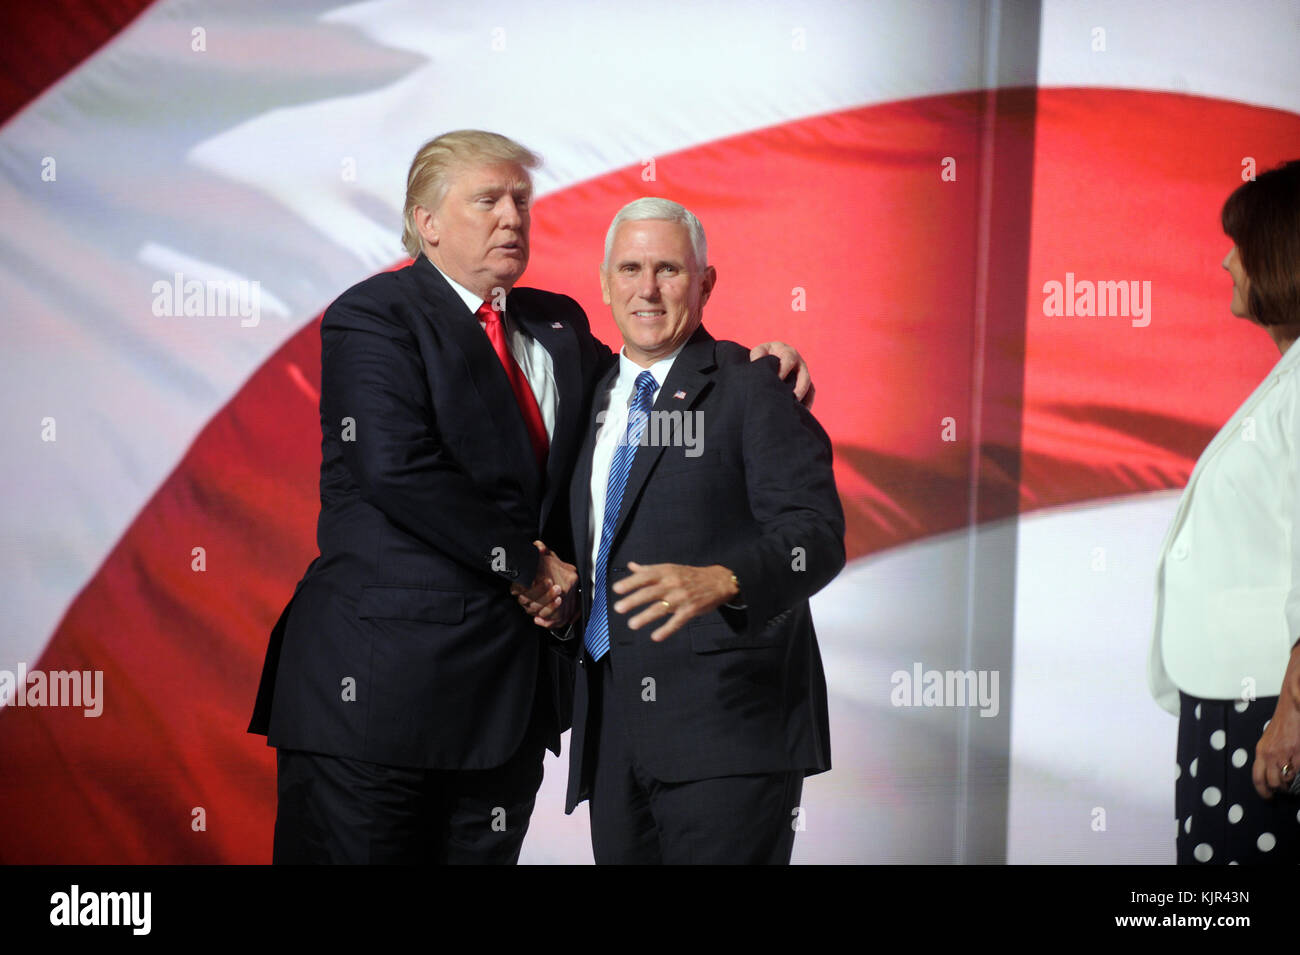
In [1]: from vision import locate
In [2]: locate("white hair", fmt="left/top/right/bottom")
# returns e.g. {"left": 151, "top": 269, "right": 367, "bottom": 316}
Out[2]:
{"left": 602, "top": 197, "right": 708, "bottom": 269}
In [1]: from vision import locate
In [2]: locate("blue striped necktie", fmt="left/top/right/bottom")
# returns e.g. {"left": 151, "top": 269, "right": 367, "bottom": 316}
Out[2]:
{"left": 584, "top": 370, "right": 658, "bottom": 662}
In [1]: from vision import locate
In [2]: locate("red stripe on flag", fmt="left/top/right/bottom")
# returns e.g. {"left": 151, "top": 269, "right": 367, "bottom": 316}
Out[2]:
{"left": 0, "top": 0, "right": 156, "bottom": 124}
{"left": 0, "top": 93, "right": 1297, "bottom": 862}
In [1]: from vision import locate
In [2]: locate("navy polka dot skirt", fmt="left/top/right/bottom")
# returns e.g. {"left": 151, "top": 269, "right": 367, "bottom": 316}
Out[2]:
{"left": 1176, "top": 691, "right": 1300, "bottom": 864}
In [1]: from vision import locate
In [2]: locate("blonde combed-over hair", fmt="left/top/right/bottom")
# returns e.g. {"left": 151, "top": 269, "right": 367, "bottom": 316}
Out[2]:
{"left": 401, "top": 130, "right": 542, "bottom": 258}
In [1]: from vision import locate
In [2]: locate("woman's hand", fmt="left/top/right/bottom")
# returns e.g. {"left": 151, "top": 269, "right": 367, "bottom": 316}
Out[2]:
{"left": 1253, "top": 643, "right": 1300, "bottom": 798}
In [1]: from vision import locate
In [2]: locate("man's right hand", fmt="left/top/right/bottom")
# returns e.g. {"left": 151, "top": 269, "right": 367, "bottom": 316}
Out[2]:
{"left": 511, "top": 540, "right": 578, "bottom": 629}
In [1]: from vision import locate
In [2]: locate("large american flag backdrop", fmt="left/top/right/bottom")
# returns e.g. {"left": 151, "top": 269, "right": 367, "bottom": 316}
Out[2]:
{"left": 1, "top": 0, "right": 1298, "bottom": 863}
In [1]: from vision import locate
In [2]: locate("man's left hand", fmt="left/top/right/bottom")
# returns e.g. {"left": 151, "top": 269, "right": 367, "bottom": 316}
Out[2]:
{"left": 611, "top": 560, "right": 740, "bottom": 642}
{"left": 751, "top": 341, "right": 814, "bottom": 408}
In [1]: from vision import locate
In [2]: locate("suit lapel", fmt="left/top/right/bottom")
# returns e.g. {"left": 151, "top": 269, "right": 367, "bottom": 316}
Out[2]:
{"left": 571, "top": 361, "right": 619, "bottom": 603}
{"left": 407, "top": 256, "right": 541, "bottom": 500}
{"left": 511, "top": 297, "right": 581, "bottom": 530}
{"left": 566, "top": 361, "right": 616, "bottom": 615}
{"left": 605, "top": 328, "right": 716, "bottom": 552}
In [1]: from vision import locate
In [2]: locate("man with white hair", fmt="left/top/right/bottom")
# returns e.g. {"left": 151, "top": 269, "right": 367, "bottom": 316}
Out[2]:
{"left": 249, "top": 132, "right": 812, "bottom": 864}
{"left": 533, "top": 197, "right": 844, "bottom": 864}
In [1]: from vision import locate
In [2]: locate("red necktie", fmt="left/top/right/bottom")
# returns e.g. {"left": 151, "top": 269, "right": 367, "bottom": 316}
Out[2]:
{"left": 476, "top": 302, "right": 549, "bottom": 470}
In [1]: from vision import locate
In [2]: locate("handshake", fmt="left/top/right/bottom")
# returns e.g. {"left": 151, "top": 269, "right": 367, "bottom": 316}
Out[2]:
{"left": 509, "top": 541, "right": 743, "bottom": 643}
{"left": 510, "top": 541, "right": 579, "bottom": 631}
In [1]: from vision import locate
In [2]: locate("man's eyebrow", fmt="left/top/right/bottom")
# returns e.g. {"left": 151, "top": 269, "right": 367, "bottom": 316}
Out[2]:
{"left": 474, "top": 183, "right": 528, "bottom": 193}
{"left": 614, "top": 258, "right": 685, "bottom": 270}
{"left": 471, "top": 184, "right": 530, "bottom": 199}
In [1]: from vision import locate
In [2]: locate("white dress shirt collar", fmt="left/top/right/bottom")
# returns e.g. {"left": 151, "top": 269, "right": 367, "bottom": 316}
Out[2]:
{"left": 425, "top": 256, "right": 489, "bottom": 315}
{"left": 614, "top": 343, "right": 686, "bottom": 394}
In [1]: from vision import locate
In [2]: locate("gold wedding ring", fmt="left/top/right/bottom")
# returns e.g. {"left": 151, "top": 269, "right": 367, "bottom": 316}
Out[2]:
{"left": 659, "top": 599, "right": 672, "bottom": 612}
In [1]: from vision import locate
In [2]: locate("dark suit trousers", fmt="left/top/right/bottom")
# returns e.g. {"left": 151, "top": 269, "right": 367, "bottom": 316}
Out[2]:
{"left": 272, "top": 664, "right": 549, "bottom": 865}
{"left": 586, "top": 656, "right": 803, "bottom": 865}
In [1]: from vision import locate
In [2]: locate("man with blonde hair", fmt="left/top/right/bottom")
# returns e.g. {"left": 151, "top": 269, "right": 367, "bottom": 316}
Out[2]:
{"left": 250, "top": 130, "right": 811, "bottom": 864}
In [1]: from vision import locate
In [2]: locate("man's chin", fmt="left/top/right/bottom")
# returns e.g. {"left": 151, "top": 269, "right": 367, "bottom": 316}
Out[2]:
{"left": 624, "top": 339, "right": 676, "bottom": 364}
{"left": 494, "top": 262, "right": 527, "bottom": 288}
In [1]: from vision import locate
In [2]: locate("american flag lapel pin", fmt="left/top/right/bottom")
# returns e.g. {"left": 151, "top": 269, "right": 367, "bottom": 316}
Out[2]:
{"left": 673, "top": 390, "right": 687, "bottom": 400}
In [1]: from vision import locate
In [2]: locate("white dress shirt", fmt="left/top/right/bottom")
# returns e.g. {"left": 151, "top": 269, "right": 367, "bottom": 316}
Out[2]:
{"left": 587, "top": 347, "right": 682, "bottom": 589}
{"left": 429, "top": 260, "right": 557, "bottom": 442}
{"left": 1149, "top": 337, "right": 1300, "bottom": 714}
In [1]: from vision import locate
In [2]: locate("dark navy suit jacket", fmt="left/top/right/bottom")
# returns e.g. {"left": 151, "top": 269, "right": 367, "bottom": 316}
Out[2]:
{"left": 249, "top": 255, "right": 611, "bottom": 770}
{"left": 564, "top": 326, "right": 845, "bottom": 811}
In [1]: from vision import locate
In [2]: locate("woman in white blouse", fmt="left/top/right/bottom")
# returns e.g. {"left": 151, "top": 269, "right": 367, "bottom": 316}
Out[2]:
{"left": 1149, "top": 159, "right": 1300, "bottom": 864}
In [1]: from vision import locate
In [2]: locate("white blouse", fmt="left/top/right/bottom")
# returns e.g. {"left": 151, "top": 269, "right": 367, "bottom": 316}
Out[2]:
{"left": 1149, "top": 338, "right": 1300, "bottom": 714}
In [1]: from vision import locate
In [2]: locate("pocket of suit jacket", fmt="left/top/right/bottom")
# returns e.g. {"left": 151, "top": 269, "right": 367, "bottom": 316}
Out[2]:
{"left": 687, "top": 617, "right": 781, "bottom": 653}
{"left": 356, "top": 584, "right": 466, "bottom": 624}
